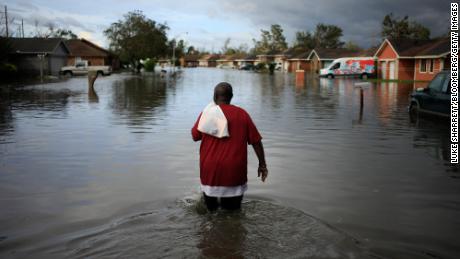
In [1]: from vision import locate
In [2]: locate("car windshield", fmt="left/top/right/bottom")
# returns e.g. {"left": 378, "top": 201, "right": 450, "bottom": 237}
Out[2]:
{"left": 428, "top": 73, "right": 447, "bottom": 93}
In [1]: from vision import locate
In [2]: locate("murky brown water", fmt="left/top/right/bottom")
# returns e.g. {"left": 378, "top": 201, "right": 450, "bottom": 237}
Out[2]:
{"left": 0, "top": 68, "right": 459, "bottom": 258}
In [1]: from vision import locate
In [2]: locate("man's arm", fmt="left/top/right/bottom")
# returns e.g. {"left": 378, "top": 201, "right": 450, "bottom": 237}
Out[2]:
{"left": 191, "top": 113, "right": 202, "bottom": 141}
{"left": 252, "top": 140, "right": 268, "bottom": 182}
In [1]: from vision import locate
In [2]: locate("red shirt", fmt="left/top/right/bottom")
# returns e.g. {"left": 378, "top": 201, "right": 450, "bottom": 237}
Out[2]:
{"left": 191, "top": 104, "right": 262, "bottom": 187}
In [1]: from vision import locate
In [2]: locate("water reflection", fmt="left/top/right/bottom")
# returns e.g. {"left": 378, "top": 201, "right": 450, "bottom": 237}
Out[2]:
{"left": 109, "top": 75, "right": 168, "bottom": 128}
{"left": 0, "top": 70, "right": 459, "bottom": 258}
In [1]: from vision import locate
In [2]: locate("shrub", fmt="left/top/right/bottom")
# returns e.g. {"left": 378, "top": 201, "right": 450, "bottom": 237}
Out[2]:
{"left": 144, "top": 59, "right": 157, "bottom": 72}
{"left": 255, "top": 62, "right": 267, "bottom": 71}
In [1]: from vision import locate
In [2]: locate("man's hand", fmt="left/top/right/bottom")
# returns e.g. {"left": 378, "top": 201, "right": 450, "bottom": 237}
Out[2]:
{"left": 258, "top": 164, "right": 268, "bottom": 182}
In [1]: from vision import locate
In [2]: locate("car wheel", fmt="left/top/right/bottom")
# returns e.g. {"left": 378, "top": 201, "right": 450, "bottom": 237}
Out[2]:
{"left": 97, "top": 71, "right": 104, "bottom": 76}
{"left": 409, "top": 103, "right": 419, "bottom": 122}
{"left": 361, "top": 73, "right": 368, "bottom": 79}
{"left": 327, "top": 74, "right": 334, "bottom": 79}
{"left": 64, "top": 71, "right": 73, "bottom": 77}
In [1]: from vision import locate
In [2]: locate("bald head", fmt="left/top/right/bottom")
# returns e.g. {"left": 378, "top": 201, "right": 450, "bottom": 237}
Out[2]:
{"left": 213, "top": 82, "right": 233, "bottom": 104}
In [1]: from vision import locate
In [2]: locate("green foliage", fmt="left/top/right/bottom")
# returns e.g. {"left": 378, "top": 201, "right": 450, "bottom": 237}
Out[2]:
{"left": 144, "top": 59, "right": 156, "bottom": 72}
{"left": 253, "top": 24, "right": 288, "bottom": 54}
{"left": 382, "top": 13, "right": 431, "bottom": 41}
{"left": 344, "top": 41, "right": 361, "bottom": 51}
{"left": 104, "top": 11, "right": 169, "bottom": 69}
{"left": 294, "top": 23, "right": 344, "bottom": 50}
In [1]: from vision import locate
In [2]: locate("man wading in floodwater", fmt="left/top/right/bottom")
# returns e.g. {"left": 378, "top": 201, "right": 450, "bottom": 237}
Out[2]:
{"left": 191, "top": 82, "right": 268, "bottom": 211}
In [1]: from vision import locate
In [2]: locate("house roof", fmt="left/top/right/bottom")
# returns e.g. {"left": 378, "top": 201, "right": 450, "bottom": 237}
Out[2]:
{"left": 9, "top": 37, "right": 70, "bottom": 54}
{"left": 310, "top": 48, "right": 361, "bottom": 60}
{"left": 375, "top": 37, "right": 450, "bottom": 58}
{"left": 183, "top": 54, "right": 201, "bottom": 62}
{"left": 198, "top": 54, "right": 220, "bottom": 61}
{"left": 285, "top": 48, "right": 312, "bottom": 60}
{"left": 66, "top": 39, "right": 110, "bottom": 57}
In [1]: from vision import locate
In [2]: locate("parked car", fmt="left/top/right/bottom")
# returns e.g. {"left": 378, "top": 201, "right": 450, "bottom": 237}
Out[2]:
{"left": 319, "top": 57, "right": 375, "bottom": 79}
{"left": 60, "top": 60, "right": 111, "bottom": 76}
{"left": 274, "top": 62, "right": 283, "bottom": 71}
{"left": 239, "top": 64, "right": 255, "bottom": 70}
{"left": 217, "top": 64, "right": 234, "bottom": 69}
{"left": 409, "top": 71, "right": 450, "bottom": 118}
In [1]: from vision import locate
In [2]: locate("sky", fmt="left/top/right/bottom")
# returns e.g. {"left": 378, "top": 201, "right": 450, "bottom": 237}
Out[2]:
{"left": 0, "top": 0, "right": 452, "bottom": 51}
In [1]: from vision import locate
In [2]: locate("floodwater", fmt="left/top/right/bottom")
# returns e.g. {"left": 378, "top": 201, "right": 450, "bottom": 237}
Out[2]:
{"left": 0, "top": 68, "right": 459, "bottom": 258}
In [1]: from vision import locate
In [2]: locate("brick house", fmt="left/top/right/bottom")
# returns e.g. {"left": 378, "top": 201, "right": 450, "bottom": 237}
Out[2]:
{"left": 374, "top": 37, "right": 450, "bottom": 81}
{"left": 180, "top": 54, "right": 200, "bottom": 67}
{"left": 198, "top": 54, "right": 220, "bottom": 67}
{"left": 65, "top": 39, "right": 119, "bottom": 70}
{"left": 286, "top": 50, "right": 312, "bottom": 72}
{"left": 413, "top": 38, "right": 450, "bottom": 81}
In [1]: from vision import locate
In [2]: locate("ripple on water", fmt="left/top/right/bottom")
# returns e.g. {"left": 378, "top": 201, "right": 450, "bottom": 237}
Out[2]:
{"left": 12, "top": 199, "right": 376, "bottom": 259}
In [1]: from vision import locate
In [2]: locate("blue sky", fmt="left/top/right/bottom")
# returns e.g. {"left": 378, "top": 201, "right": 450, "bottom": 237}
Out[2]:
{"left": 0, "top": 0, "right": 451, "bottom": 51}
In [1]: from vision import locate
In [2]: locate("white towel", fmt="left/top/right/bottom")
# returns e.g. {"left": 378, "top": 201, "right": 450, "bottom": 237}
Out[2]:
{"left": 197, "top": 102, "right": 229, "bottom": 138}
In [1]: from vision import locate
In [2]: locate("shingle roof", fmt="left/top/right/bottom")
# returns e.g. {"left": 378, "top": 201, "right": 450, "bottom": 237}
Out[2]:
{"left": 198, "top": 54, "right": 220, "bottom": 61}
{"left": 313, "top": 48, "right": 361, "bottom": 60}
{"left": 66, "top": 39, "right": 109, "bottom": 57}
{"left": 183, "top": 54, "right": 201, "bottom": 62}
{"left": 9, "top": 37, "right": 69, "bottom": 54}
{"left": 380, "top": 37, "right": 450, "bottom": 57}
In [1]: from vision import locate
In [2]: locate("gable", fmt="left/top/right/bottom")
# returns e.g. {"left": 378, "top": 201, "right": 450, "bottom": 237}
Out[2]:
{"left": 376, "top": 41, "right": 398, "bottom": 59}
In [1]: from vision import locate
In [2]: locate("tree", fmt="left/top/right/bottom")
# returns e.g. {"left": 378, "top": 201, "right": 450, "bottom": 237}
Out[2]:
{"left": 33, "top": 21, "right": 78, "bottom": 39}
{"left": 382, "top": 13, "right": 430, "bottom": 41}
{"left": 293, "top": 31, "right": 315, "bottom": 49}
{"left": 344, "top": 41, "right": 361, "bottom": 51}
{"left": 314, "top": 23, "right": 344, "bottom": 48}
{"left": 104, "top": 11, "right": 169, "bottom": 72}
{"left": 253, "top": 24, "right": 288, "bottom": 54}
{"left": 294, "top": 23, "right": 344, "bottom": 49}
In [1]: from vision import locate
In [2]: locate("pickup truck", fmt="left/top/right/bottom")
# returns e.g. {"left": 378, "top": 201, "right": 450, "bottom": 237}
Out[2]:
{"left": 60, "top": 61, "right": 111, "bottom": 76}
{"left": 409, "top": 70, "right": 450, "bottom": 118}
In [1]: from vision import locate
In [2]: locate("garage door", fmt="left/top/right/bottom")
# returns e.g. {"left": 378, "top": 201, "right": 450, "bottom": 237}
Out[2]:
{"left": 389, "top": 61, "right": 395, "bottom": 80}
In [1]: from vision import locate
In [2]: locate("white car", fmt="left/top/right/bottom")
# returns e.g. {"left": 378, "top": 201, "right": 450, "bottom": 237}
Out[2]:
{"left": 61, "top": 61, "right": 112, "bottom": 76}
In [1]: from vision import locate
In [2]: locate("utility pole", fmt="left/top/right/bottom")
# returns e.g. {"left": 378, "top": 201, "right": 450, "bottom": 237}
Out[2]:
{"left": 5, "top": 5, "right": 8, "bottom": 37}
{"left": 22, "top": 19, "right": 24, "bottom": 37}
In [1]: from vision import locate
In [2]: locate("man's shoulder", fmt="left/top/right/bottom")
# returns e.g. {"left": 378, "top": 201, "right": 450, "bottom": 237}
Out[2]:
{"left": 225, "top": 104, "right": 249, "bottom": 116}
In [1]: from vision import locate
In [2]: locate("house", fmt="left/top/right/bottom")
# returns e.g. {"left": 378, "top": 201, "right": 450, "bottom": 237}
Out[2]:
{"left": 413, "top": 38, "right": 450, "bottom": 81}
{"left": 65, "top": 38, "right": 119, "bottom": 70}
{"left": 282, "top": 48, "right": 312, "bottom": 72}
{"left": 8, "top": 37, "right": 70, "bottom": 76}
{"left": 234, "top": 54, "right": 257, "bottom": 68}
{"left": 198, "top": 54, "right": 220, "bottom": 67}
{"left": 373, "top": 37, "right": 450, "bottom": 81}
{"left": 216, "top": 55, "right": 236, "bottom": 68}
{"left": 307, "top": 48, "right": 361, "bottom": 73}
{"left": 256, "top": 50, "right": 291, "bottom": 71}
{"left": 180, "top": 54, "right": 200, "bottom": 67}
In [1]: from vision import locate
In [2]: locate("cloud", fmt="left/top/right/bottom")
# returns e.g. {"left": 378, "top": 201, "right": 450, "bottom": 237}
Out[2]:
{"left": 0, "top": 0, "right": 451, "bottom": 49}
{"left": 215, "top": 0, "right": 451, "bottom": 47}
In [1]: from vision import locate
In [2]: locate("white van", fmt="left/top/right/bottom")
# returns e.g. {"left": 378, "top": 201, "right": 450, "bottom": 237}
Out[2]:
{"left": 319, "top": 57, "right": 375, "bottom": 79}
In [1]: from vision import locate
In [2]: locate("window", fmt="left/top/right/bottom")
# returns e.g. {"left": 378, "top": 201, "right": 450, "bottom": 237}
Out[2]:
{"left": 441, "top": 74, "right": 451, "bottom": 93}
{"left": 429, "top": 59, "right": 434, "bottom": 73}
{"left": 420, "top": 59, "right": 427, "bottom": 73}
{"left": 330, "top": 63, "right": 340, "bottom": 70}
{"left": 428, "top": 72, "right": 447, "bottom": 93}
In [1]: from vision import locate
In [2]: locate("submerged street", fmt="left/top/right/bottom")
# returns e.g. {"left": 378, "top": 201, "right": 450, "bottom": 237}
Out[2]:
{"left": 0, "top": 68, "right": 459, "bottom": 258}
